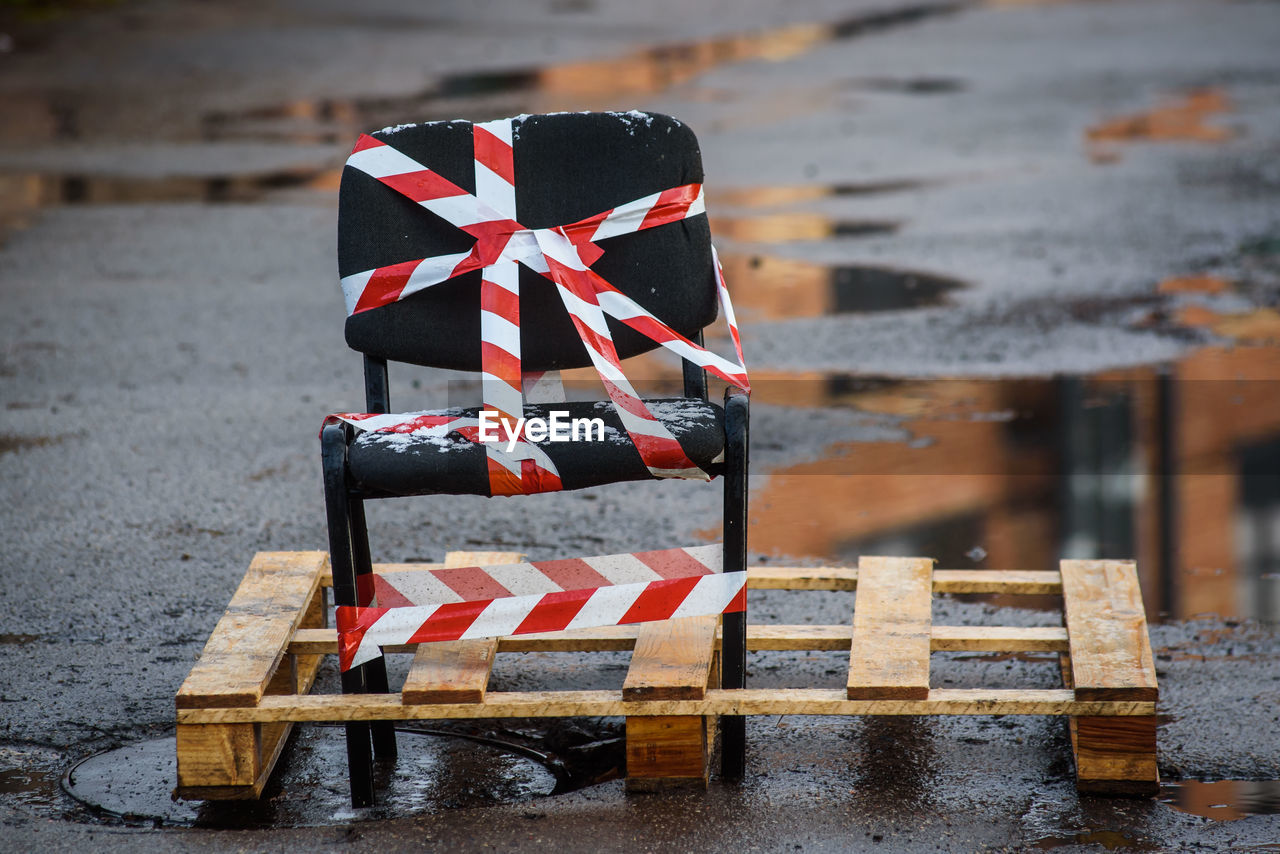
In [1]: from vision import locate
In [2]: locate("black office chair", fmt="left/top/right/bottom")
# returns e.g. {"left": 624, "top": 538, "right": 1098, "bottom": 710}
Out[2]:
{"left": 322, "top": 111, "right": 749, "bottom": 806}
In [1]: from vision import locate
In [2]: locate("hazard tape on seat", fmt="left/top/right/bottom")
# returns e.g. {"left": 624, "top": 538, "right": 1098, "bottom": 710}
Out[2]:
{"left": 329, "top": 115, "right": 749, "bottom": 497}
{"left": 336, "top": 544, "right": 744, "bottom": 670}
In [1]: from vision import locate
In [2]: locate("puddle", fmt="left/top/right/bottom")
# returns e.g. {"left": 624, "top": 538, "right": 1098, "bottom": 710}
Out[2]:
{"left": 1086, "top": 88, "right": 1235, "bottom": 162}
{"left": 0, "top": 1, "right": 960, "bottom": 249}
{"left": 61, "top": 727, "right": 582, "bottom": 827}
{"left": 0, "top": 166, "right": 344, "bottom": 248}
{"left": 0, "top": 632, "right": 40, "bottom": 645}
{"left": 0, "top": 168, "right": 340, "bottom": 243}
{"left": 717, "top": 254, "right": 964, "bottom": 320}
{"left": 197, "top": 4, "right": 965, "bottom": 145}
{"left": 742, "top": 347, "right": 1280, "bottom": 624}
{"left": 1033, "top": 829, "right": 1150, "bottom": 850}
{"left": 709, "top": 178, "right": 935, "bottom": 210}
{"left": 1158, "top": 274, "right": 1233, "bottom": 296}
{"left": 26, "top": 169, "right": 338, "bottom": 205}
{"left": 0, "top": 3, "right": 958, "bottom": 242}
{"left": 0, "top": 433, "right": 68, "bottom": 455}
{"left": 1160, "top": 780, "right": 1280, "bottom": 822}
{"left": 0, "top": 744, "right": 65, "bottom": 815}
{"left": 1171, "top": 304, "right": 1280, "bottom": 346}
{"left": 712, "top": 214, "right": 899, "bottom": 244}
{"left": 842, "top": 76, "right": 967, "bottom": 94}
{"left": 0, "top": 6, "right": 962, "bottom": 244}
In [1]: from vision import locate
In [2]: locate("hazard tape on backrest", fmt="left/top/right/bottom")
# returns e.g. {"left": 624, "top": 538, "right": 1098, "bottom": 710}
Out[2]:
{"left": 334, "top": 115, "right": 749, "bottom": 496}
{"left": 336, "top": 544, "right": 745, "bottom": 670}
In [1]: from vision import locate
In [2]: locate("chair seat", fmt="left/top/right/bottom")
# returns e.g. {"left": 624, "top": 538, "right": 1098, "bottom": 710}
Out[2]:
{"left": 347, "top": 398, "right": 725, "bottom": 497}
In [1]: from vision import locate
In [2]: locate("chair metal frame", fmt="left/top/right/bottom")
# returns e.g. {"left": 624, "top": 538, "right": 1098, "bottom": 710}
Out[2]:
{"left": 321, "top": 333, "right": 749, "bottom": 806}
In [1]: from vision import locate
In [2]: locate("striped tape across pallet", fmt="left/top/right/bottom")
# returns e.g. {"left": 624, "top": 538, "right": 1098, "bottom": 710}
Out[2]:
{"left": 329, "top": 115, "right": 749, "bottom": 497}
{"left": 337, "top": 544, "right": 744, "bottom": 670}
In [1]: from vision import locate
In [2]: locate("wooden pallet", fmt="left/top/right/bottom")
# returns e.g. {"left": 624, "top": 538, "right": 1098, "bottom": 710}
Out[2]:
{"left": 175, "top": 551, "right": 1158, "bottom": 799}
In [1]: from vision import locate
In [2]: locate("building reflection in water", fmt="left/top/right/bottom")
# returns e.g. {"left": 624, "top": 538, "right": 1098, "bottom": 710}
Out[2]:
{"left": 746, "top": 342, "right": 1280, "bottom": 625}
{"left": 0, "top": 5, "right": 961, "bottom": 147}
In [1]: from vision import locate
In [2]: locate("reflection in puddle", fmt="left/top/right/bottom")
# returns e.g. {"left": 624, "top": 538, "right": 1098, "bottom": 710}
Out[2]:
{"left": 843, "top": 76, "right": 966, "bottom": 94}
{"left": 745, "top": 346, "right": 1280, "bottom": 624}
{"left": 713, "top": 213, "right": 898, "bottom": 243}
{"left": 1161, "top": 780, "right": 1280, "bottom": 821}
{"left": 0, "top": 433, "right": 68, "bottom": 455}
{"left": 3, "top": 5, "right": 967, "bottom": 150}
{"left": 709, "top": 178, "right": 934, "bottom": 210}
{"left": 718, "top": 253, "right": 964, "bottom": 320}
{"left": 1158, "top": 274, "right": 1232, "bottom": 296}
{"left": 195, "top": 5, "right": 964, "bottom": 144}
{"left": 1171, "top": 303, "right": 1280, "bottom": 346}
{"left": 0, "top": 745, "right": 64, "bottom": 815}
{"left": 0, "top": 168, "right": 340, "bottom": 244}
{"left": 1033, "top": 829, "right": 1148, "bottom": 851}
{"left": 827, "top": 265, "right": 964, "bottom": 313}
{"left": 0, "top": 2, "right": 960, "bottom": 244}
{"left": 0, "top": 169, "right": 338, "bottom": 208}
{"left": 0, "top": 92, "right": 79, "bottom": 146}
{"left": 62, "top": 728, "right": 571, "bottom": 827}
{"left": 1086, "top": 89, "right": 1234, "bottom": 162}
{"left": 0, "top": 4, "right": 963, "bottom": 248}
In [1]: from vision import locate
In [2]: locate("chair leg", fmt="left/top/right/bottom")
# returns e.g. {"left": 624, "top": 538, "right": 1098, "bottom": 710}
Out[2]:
{"left": 721, "top": 387, "right": 750, "bottom": 779}
{"left": 350, "top": 496, "right": 398, "bottom": 760}
{"left": 322, "top": 424, "right": 375, "bottom": 808}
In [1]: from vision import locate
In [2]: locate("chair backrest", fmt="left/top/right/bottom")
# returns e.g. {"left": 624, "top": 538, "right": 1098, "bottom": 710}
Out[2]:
{"left": 338, "top": 111, "right": 718, "bottom": 372}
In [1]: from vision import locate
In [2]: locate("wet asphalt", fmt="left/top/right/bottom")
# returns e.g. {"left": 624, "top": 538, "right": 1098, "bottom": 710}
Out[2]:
{"left": 1, "top": 0, "right": 1279, "bottom": 850}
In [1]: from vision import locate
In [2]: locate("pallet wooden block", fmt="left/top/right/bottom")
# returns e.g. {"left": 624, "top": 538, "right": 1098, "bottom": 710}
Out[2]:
{"left": 175, "top": 551, "right": 329, "bottom": 799}
{"left": 623, "top": 615, "right": 720, "bottom": 790}
{"left": 175, "top": 552, "right": 1159, "bottom": 800}
{"left": 1060, "top": 559, "right": 1159, "bottom": 795}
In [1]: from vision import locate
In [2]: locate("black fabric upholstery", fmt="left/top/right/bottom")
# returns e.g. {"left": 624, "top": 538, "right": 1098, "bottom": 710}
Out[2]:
{"left": 339, "top": 112, "right": 717, "bottom": 371}
{"left": 346, "top": 398, "right": 724, "bottom": 497}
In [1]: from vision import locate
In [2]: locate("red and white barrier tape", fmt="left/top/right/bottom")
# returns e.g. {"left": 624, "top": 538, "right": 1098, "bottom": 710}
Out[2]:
{"left": 335, "top": 117, "right": 748, "bottom": 496}
{"left": 336, "top": 544, "right": 743, "bottom": 670}
{"left": 472, "top": 119, "right": 526, "bottom": 494}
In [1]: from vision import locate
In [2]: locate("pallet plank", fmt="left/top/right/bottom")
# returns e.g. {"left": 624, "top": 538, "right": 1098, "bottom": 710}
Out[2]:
{"left": 933, "top": 570, "right": 1062, "bottom": 595}
{"left": 848, "top": 556, "right": 933, "bottom": 700}
{"left": 741, "top": 567, "right": 1060, "bottom": 593}
{"left": 402, "top": 642, "right": 497, "bottom": 704}
{"left": 624, "top": 616, "right": 718, "bottom": 701}
{"left": 747, "top": 567, "right": 859, "bottom": 590}
{"left": 290, "top": 624, "right": 1068, "bottom": 655}
{"left": 399, "top": 551, "right": 522, "bottom": 705}
{"left": 1061, "top": 560, "right": 1158, "bottom": 702}
{"left": 178, "top": 688, "right": 1155, "bottom": 724}
{"left": 929, "top": 625, "right": 1068, "bottom": 652}
{"left": 177, "top": 551, "right": 328, "bottom": 710}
